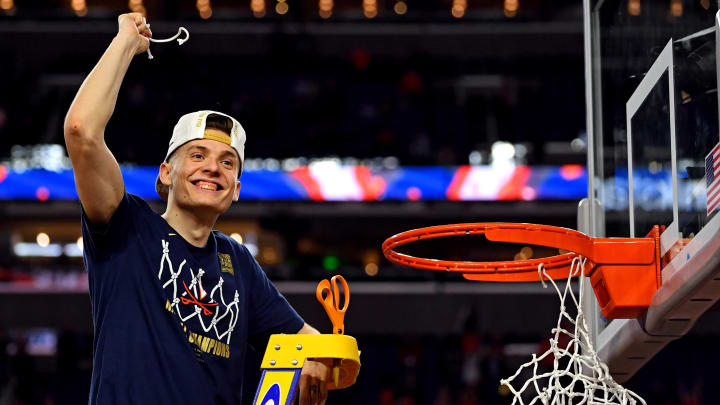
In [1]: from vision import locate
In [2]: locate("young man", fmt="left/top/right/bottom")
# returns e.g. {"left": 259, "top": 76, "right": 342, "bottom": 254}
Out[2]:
{"left": 64, "top": 12, "right": 329, "bottom": 404}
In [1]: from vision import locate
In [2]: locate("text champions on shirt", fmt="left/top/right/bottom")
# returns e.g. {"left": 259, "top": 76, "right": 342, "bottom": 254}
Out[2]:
{"left": 165, "top": 300, "right": 231, "bottom": 359}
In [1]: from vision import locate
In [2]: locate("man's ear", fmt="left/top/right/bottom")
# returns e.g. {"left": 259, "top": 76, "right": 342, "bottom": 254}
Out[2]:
{"left": 233, "top": 180, "right": 241, "bottom": 201}
{"left": 159, "top": 162, "right": 173, "bottom": 187}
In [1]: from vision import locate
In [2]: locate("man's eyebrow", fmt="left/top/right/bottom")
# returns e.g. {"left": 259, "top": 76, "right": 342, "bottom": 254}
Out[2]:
{"left": 219, "top": 150, "right": 239, "bottom": 161}
{"left": 187, "top": 145, "right": 209, "bottom": 153}
{"left": 187, "top": 145, "right": 238, "bottom": 162}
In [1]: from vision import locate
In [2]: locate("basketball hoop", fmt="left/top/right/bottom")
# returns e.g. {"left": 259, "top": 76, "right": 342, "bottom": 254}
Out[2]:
{"left": 501, "top": 256, "right": 647, "bottom": 405}
{"left": 382, "top": 223, "right": 653, "bottom": 404}
{"left": 382, "top": 222, "right": 661, "bottom": 319}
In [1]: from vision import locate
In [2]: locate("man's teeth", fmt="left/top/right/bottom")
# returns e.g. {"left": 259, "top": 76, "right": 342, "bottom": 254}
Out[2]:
{"left": 196, "top": 181, "right": 218, "bottom": 191}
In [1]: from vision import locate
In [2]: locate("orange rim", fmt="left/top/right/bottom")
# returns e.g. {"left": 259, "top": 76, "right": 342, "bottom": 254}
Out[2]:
{"left": 382, "top": 222, "right": 657, "bottom": 282}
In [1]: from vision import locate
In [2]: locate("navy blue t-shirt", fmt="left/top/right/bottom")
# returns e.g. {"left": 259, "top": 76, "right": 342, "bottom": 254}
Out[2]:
{"left": 81, "top": 193, "right": 304, "bottom": 404}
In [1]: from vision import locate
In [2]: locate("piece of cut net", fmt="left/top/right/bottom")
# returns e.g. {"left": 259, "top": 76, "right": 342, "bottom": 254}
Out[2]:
{"left": 146, "top": 27, "right": 189, "bottom": 60}
{"left": 500, "top": 256, "right": 647, "bottom": 405}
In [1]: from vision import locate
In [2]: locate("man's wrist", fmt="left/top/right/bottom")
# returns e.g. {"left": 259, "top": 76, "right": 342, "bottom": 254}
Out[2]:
{"left": 112, "top": 32, "right": 142, "bottom": 57}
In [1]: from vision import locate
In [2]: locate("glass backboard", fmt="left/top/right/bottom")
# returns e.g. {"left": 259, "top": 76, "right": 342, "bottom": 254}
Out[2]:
{"left": 582, "top": 0, "right": 720, "bottom": 382}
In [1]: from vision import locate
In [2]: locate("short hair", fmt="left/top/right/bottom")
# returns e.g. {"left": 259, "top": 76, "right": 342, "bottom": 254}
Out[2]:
{"left": 166, "top": 113, "right": 242, "bottom": 172}
{"left": 205, "top": 113, "right": 234, "bottom": 136}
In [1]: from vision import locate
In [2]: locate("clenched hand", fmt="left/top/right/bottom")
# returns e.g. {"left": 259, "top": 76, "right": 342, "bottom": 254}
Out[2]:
{"left": 117, "top": 12, "right": 152, "bottom": 55}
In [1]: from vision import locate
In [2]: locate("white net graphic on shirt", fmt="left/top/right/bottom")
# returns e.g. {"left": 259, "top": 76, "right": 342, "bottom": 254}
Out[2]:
{"left": 500, "top": 256, "right": 647, "bottom": 405}
{"left": 158, "top": 239, "right": 240, "bottom": 344}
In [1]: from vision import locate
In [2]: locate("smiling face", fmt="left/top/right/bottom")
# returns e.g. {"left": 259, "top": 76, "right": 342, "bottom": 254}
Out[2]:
{"left": 159, "top": 130, "right": 241, "bottom": 216}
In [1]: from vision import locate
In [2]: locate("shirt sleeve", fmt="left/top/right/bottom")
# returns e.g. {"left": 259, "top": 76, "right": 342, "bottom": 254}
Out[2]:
{"left": 241, "top": 244, "right": 304, "bottom": 351}
{"left": 81, "top": 192, "right": 135, "bottom": 261}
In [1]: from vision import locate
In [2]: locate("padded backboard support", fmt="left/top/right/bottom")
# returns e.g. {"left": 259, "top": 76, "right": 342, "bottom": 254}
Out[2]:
{"left": 582, "top": 0, "right": 720, "bottom": 382}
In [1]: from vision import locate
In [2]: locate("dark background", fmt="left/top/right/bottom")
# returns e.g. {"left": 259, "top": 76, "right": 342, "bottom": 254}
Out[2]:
{"left": 1, "top": 0, "right": 719, "bottom": 403}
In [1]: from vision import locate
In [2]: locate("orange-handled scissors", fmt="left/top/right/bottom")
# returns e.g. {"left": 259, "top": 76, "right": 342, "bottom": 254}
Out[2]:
{"left": 315, "top": 275, "right": 349, "bottom": 335}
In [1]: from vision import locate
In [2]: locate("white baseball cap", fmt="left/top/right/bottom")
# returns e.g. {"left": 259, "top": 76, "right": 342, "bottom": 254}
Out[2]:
{"left": 156, "top": 110, "right": 246, "bottom": 200}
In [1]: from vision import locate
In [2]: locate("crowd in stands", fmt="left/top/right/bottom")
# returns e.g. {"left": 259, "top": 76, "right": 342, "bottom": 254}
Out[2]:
{"left": 0, "top": 40, "right": 585, "bottom": 168}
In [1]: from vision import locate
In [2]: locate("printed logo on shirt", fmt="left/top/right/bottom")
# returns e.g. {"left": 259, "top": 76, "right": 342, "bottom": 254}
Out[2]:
{"left": 218, "top": 253, "right": 234, "bottom": 276}
{"left": 188, "top": 328, "right": 231, "bottom": 358}
{"left": 163, "top": 309, "right": 232, "bottom": 359}
{"left": 180, "top": 278, "right": 219, "bottom": 315}
{"left": 158, "top": 239, "right": 240, "bottom": 358}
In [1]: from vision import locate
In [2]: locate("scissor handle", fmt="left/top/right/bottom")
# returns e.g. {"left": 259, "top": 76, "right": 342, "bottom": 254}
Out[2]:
{"left": 316, "top": 275, "right": 350, "bottom": 334}
{"left": 330, "top": 275, "right": 349, "bottom": 312}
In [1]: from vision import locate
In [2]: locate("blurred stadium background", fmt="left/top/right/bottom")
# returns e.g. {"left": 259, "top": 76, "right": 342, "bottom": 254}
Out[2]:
{"left": 2, "top": 0, "right": 720, "bottom": 403}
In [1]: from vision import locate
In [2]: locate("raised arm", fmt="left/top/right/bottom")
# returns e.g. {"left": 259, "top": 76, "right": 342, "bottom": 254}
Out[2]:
{"left": 64, "top": 13, "right": 151, "bottom": 224}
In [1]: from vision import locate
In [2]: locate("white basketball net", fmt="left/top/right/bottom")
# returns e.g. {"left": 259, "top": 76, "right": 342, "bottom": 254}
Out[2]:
{"left": 500, "top": 256, "right": 647, "bottom": 405}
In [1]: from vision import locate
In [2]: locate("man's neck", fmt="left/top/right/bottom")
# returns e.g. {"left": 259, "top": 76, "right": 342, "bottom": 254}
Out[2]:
{"left": 161, "top": 204, "right": 219, "bottom": 248}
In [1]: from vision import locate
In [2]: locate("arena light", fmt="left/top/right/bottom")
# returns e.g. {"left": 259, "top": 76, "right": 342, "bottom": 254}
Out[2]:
{"left": 451, "top": 0, "right": 465, "bottom": 18}
{"left": 9, "top": 144, "right": 71, "bottom": 173}
{"left": 70, "top": 0, "right": 87, "bottom": 17}
{"left": 0, "top": 0, "right": 16, "bottom": 14}
{"left": 261, "top": 247, "right": 279, "bottom": 264}
{"left": 559, "top": 164, "right": 584, "bottom": 181}
{"left": 275, "top": 0, "right": 289, "bottom": 15}
{"left": 647, "top": 160, "right": 662, "bottom": 174}
{"left": 246, "top": 242, "right": 259, "bottom": 257}
{"left": 251, "top": 0, "right": 266, "bottom": 17}
{"left": 406, "top": 186, "right": 421, "bottom": 201}
{"left": 26, "top": 329, "right": 58, "bottom": 356}
{"left": 491, "top": 141, "right": 515, "bottom": 163}
{"left": 14, "top": 242, "right": 63, "bottom": 257}
{"left": 362, "top": 0, "right": 377, "bottom": 19}
{"left": 319, "top": 0, "right": 332, "bottom": 18}
{"left": 570, "top": 137, "right": 586, "bottom": 152}
{"left": 230, "top": 233, "right": 243, "bottom": 244}
{"left": 364, "top": 262, "right": 379, "bottom": 276}
{"left": 36, "top": 186, "right": 50, "bottom": 201}
{"left": 504, "top": 0, "right": 517, "bottom": 17}
{"left": 64, "top": 243, "right": 83, "bottom": 257}
{"left": 513, "top": 246, "right": 534, "bottom": 261}
{"left": 468, "top": 150, "right": 482, "bottom": 165}
{"left": 197, "top": 0, "right": 213, "bottom": 19}
{"left": 514, "top": 143, "right": 528, "bottom": 160}
{"left": 36, "top": 232, "right": 50, "bottom": 247}
{"left": 198, "top": 7, "right": 212, "bottom": 18}
{"left": 521, "top": 186, "right": 537, "bottom": 200}
{"left": 281, "top": 158, "right": 300, "bottom": 171}
{"left": 393, "top": 0, "right": 407, "bottom": 15}
{"left": 322, "top": 255, "right": 340, "bottom": 271}
{"left": 362, "top": 249, "right": 380, "bottom": 276}
{"left": 383, "top": 156, "right": 399, "bottom": 169}
{"left": 670, "top": 0, "right": 682, "bottom": 17}
{"left": 627, "top": 0, "right": 640, "bottom": 16}
{"left": 128, "top": 0, "right": 146, "bottom": 15}
{"left": 308, "top": 158, "right": 340, "bottom": 172}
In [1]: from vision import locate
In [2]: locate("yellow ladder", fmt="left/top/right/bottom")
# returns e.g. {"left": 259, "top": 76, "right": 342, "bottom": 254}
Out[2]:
{"left": 253, "top": 276, "right": 360, "bottom": 404}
